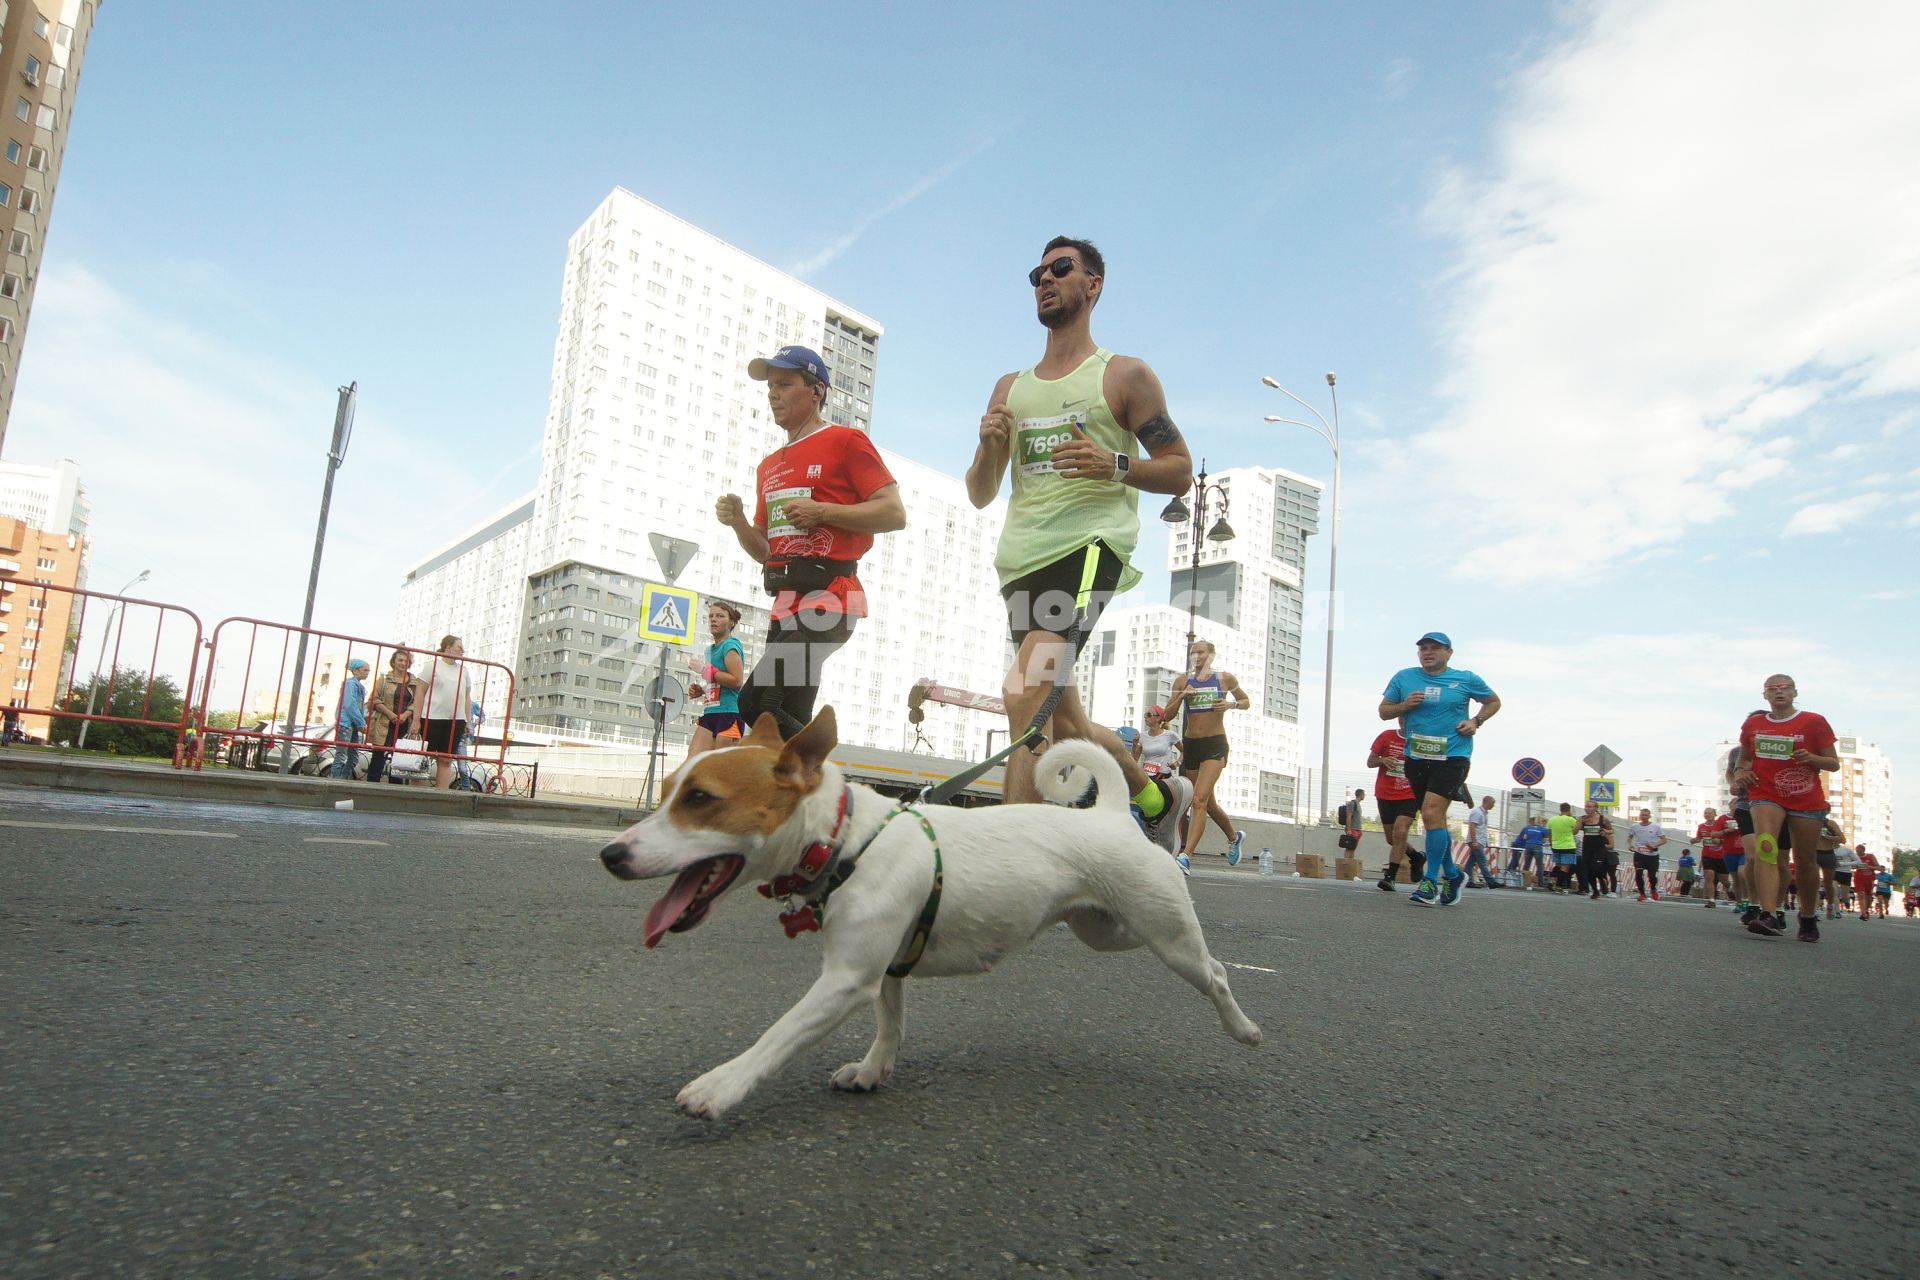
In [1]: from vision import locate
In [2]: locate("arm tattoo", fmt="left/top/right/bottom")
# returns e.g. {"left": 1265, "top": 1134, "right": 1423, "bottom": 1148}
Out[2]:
{"left": 1135, "top": 412, "right": 1182, "bottom": 450}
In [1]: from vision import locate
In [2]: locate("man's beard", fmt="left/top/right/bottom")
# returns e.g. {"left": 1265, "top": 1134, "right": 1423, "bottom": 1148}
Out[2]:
{"left": 1037, "top": 293, "right": 1083, "bottom": 330}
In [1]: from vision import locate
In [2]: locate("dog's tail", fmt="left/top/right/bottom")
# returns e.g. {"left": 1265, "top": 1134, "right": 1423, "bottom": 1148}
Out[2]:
{"left": 1034, "top": 739, "right": 1131, "bottom": 815}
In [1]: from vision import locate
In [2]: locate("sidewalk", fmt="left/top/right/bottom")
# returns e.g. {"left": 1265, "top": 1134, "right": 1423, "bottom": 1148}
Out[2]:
{"left": 0, "top": 750, "right": 642, "bottom": 829}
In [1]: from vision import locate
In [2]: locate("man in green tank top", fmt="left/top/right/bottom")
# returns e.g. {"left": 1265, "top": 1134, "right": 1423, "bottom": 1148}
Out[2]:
{"left": 965, "top": 236, "right": 1196, "bottom": 848}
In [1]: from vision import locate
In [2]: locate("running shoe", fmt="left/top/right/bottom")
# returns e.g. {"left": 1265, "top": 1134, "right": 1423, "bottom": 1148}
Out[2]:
{"left": 1409, "top": 878, "right": 1439, "bottom": 907}
{"left": 1377, "top": 876, "right": 1398, "bottom": 892}
{"left": 1637, "top": 892, "right": 1647, "bottom": 902}
{"left": 1797, "top": 915, "right": 1820, "bottom": 944}
{"left": 1175, "top": 853, "right": 1192, "bottom": 875}
{"left": 1438, "top": 874, "right": 1465, "bottom": 907}
{"left": 1705, "top": 900, "right": 1717, "bottom": 909}
{"left": 1739, "top": 905, "right": 1759, "bottom": 927}
{"left": 1140, "top": 775, "right": 1193, "bottom": 857}
{"left": 1747, "top": 911, "right": 1784, "bottom": 937}
{"left": 1651, "top": 889, "right": 1660, "bottom": 901}
{"left": 1228, "top": 830, "right": 1246, "bottom": 866}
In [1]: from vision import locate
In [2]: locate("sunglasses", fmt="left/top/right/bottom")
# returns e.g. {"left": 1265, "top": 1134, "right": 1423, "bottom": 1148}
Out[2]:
{"left": 1027, "top": 256, "right": 1077, "bottom": 288}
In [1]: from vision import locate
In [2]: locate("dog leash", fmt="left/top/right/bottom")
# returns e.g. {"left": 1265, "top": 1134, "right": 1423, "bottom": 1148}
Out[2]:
{"left": 918, "top": 543, "right": 1103, "bottom": 808}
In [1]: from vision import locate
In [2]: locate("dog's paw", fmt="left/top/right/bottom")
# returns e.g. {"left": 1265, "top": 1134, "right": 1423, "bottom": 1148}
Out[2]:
{"left": 828, "top": 1059, "right": 892, "bottom": 1092}
{"left": 677, "top": 1067, "right": 750, "bottom": 1120}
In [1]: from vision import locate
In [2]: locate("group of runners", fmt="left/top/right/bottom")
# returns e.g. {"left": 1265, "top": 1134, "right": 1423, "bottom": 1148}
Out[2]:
{"left": 686, "top": 236, "right": 1238, "bottom": 854}
{"left": 1359, "top": 661, "right": 1874, "bottom": 943}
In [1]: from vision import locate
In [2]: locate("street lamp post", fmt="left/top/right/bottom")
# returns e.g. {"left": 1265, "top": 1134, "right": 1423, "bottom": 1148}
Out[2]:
{"left": 76, "top": 569, "right": 151, "bottom": 748}
{"left": 1262, "top": 372, "right": 1340, "bottom": 825}
{"left": 1160, "top": 459, "right": 1235, "bottom": 658}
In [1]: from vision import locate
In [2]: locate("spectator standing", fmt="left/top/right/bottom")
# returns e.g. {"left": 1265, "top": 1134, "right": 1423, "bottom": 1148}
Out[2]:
{"left": 1462, "top": 795, "right": 1500, "bottom": 889}
{"left": 720, "top": 346, "right": 906, "bottom": 740}
{"left": 420, "top": 635, "right": 473, "bottom": 790}
{"left": 1676, "top": 847, "right": 1697, "bottom": 897}
{"left": 1627, "top": 807, "right": 1667, "bottom": 901}
{"left": 1369, "top": 728, "right": 1423, "bottom": 892}
{"left": 365, "top": 649, "right": 422, "bottom": 784}
{"left": 330, "top": 658, "right": 370, "bottom": 780}
{"left": 1513, "top": 815, "right": 1550, "bottom": 889}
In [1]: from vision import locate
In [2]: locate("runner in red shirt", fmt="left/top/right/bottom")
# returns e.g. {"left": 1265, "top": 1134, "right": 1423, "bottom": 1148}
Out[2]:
{"left": 1734, "top": 674, "right": 1840, "bottom": 942}
{"left": 717, "top": 346, "right": 905, "bottom": 738}
{"left": 1695, "top": 807, "right": 1737, "bottom": 907}
{"left": 1369, "top": 728, "right": 1423, "bottom": 891}
{"left": 1851, "top": 861, "right": 1876, "bottom": 922}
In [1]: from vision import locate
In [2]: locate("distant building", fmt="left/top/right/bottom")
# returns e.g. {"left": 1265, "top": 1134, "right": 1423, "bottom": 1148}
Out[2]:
{"left": 0, "top": 456, "right": 88, "bottom": 538}
{"left": 1616, "top": 780, "right": 1720, "bottom": 837}
{"left": 0, "top": 2, "right": 103, "bottom": 453}
{"left": 1, "top": 514, "right": 84, "bottom": 731}
{"left": 398, "top": 188, "right": 1008, "bottom": 754}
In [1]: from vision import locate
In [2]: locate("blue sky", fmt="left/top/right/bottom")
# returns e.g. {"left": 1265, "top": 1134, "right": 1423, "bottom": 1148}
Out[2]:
{"left": 9, "top": 1, "right": 1917, "bottom": 839}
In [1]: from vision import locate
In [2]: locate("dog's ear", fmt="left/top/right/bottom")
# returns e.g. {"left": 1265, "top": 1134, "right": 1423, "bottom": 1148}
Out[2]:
{"left": 774, "top": 706, "right": 837, "bottom": 788}
{"left": 744, "top": 713, "right": 785, "bottom": 748}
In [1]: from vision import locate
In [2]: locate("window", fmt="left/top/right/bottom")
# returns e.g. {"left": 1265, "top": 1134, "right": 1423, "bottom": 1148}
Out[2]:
{"left": 0, "top": 275, "right": 20, "bottom": 299}
{"left": 33, "top": 15, "right": 48, "bottom": 37}
{"left": 24, "top": 146, "right": 41, "bottom": 170}
{"left": 35, "top": 105, "right": 54, "bottom": 131}
{"left": 8, "top": 231, "right": 27, "bottom": 257}
{"left": 23, "top": 57, "right": 40, "bottom": 85}
{"left": 4, "top": 141, "right": 18, "bottom": 164}
{"left": 45, "top": 65, "right": 64, "bottom": 90}
{"left": 13, "top": 99, "right": 26, "bottom": 123}
{"left": 1, "top": 318, "right": 13, "bottom": 344}
{"left": 19, "top": 189, "right": 36, "bottom": 212}
{"left": 56, "top": 24, "right": 73, "bottom": 48}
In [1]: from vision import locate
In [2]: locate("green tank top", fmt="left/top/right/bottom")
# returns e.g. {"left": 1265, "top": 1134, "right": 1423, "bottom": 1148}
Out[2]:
{"left": 993, "top": 348, "right": 1142, "bottom": 591}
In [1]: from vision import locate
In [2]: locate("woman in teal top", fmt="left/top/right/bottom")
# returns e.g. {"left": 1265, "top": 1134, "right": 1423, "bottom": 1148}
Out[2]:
{"left": 686, "top": 602, "right": 747, "bottom": 759}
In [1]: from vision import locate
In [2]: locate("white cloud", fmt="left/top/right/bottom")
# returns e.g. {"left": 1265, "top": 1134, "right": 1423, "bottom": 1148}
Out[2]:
{"left": 1860, "top": 588, "right": 1912, "bottom": 601}
{"left": 787, "top": 136, "right": 997, "bottom": 278}
{"left": 1785, "top": 493, "right": 1887, "bottom": 535}
{"left": 1414, "top": 0, "right": 1920, "bottom": 583}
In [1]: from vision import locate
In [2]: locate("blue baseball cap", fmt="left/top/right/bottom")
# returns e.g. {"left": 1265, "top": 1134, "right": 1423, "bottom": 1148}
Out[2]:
{"left": 1417, "top": 631, "right": 1452, "bottom": 647}
{"left": 747, "top": 345, "right": 831, "bottom": 389}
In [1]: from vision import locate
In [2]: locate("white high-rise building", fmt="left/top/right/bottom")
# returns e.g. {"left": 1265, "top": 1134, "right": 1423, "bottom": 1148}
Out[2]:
{"left": 1074, "top": 464, "right": 1320, "bottom": 821}
{"left": 1617, "top": 780, "right": 1720, "bottom": 836}
{"left": 0, "top": 456, "right": 87, "bottom": 537}
{"left": 397, "top": 188, "right": 1009, "bottom": 752}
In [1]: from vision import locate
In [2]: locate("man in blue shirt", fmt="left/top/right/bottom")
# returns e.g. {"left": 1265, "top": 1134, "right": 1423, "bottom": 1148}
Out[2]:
{"left": 1512, "top": 815, "right": 1550, "bottom": 888}
{"left": 1378, "top": 632, "right": 1501, "bottom": 908}
{"left": 332, "top": 658, "right": 370, "bottom": 780}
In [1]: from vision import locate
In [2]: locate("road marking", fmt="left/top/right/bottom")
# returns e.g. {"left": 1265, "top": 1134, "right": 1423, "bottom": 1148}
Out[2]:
{"left": 1223, "top": 961, "right": 1279, "bottom": 974}
{"left": 302, "top": 837, "right": 389, "bottom": 846}
{"left": 0, "top": 820, "right": 237, "bottom": 839}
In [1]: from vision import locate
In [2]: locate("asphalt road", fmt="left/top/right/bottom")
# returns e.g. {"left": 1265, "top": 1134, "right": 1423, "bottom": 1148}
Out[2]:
{"left": 3, "top": 785, "right": 1916, "bottom": 1279}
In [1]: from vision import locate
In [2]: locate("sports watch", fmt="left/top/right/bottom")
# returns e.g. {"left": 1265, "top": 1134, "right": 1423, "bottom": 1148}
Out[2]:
{"left": 1112, "top": 451, "right": 1131, "bottom": 481}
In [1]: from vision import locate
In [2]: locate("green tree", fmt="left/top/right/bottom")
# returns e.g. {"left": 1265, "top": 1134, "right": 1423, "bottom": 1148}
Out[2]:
{"left": 1893, "top": 848, "right": 1918, "bottom": 888}
{"left": 51, "top": 667, "right": 188, "bottom": 758}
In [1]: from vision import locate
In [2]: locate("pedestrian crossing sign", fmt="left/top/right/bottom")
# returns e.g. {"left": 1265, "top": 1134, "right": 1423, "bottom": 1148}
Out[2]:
{"left": 1585, "top": 777, "right": 1620, "bottom": 808}
{"left": 638, "top": 582, "right": 698, "bottom": 645}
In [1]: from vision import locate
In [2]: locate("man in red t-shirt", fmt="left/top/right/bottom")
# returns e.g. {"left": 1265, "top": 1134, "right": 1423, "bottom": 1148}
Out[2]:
{"left": 1695, "top": 807, "right": 1738, "bottom": 907}
{"left": 717, "top": 345, "right": 905, "bottom": 738}
{"left": 1369, "top": 728, "right": 1423, "bottom": 890}
{"left": 1851, "top": 858, "right": 1877, "bottom": 922}
{"left": 1733, "top": 673, "right": 1840, "bottom": 941}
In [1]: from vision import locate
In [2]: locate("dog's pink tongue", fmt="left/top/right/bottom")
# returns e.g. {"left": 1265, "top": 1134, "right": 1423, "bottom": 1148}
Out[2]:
{"left": 643, "top": 863, "right": 712, "bottom": 949}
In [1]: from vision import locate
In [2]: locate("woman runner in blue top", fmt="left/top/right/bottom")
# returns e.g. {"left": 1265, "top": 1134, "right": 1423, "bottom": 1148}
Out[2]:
{"left": 684, "top": 601, "right": 747, "bottom": 761}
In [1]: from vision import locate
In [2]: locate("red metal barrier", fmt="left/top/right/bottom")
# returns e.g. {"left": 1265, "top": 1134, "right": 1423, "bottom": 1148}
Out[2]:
{"left": 197, "top": 618, "right": 516, "bottom": 787}
{"left": 1, "top": 580, "right": 205, "bottom": 757}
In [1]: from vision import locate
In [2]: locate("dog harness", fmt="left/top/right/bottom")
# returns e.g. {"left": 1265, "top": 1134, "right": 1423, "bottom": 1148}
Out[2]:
{"left": 757, "top": 791, "right": 945, "bottom": 978}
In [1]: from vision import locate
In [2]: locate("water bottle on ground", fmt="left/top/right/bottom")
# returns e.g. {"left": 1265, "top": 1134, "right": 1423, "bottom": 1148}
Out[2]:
{"left": 1258, "top": 848, "right": 1274, "bottom": 876}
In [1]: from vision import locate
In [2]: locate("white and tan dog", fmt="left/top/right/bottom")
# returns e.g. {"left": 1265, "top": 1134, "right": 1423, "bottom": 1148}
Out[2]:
{"left": 599, "top": 707, "right": 1262, "bottom": 1120}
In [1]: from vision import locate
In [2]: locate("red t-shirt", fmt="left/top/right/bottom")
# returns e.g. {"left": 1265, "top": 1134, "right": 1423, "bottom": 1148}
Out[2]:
{"left": 1738, "top": 709, "right": 1836, "bottom": 811}
{"left": 1696, "top": 813, "right": 1740, "bottom": 857}
{"left": 1370, "top": 729, "right": 1414, "bottom": 802}
{"left": 752, "top": 425, "right": 896, "bottom": 622}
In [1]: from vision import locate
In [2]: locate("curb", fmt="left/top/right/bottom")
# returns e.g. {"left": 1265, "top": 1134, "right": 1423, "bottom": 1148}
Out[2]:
{"left": 0, "top": 753, "right": 643, "bottom": 829}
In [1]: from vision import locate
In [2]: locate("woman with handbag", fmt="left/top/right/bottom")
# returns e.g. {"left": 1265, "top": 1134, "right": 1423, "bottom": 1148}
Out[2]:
{"left": 365, "top": 649, "right": 422, "bottom": 784}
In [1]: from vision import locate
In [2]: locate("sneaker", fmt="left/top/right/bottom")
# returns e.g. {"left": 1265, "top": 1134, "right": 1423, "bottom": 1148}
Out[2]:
{"left": 1637, "top": 892, "right": 1647, "bottom": 902}
{"left": 1747, "top": 911, "right": 1784, "bottom": 937}
{"left": 1438, "top": 874, "right": 1465, "bottom": 907}
{"left": 1175, "top": 853, "right": 1191, "bottom": 875}
{"left": 1590, "top": 890, "right": 1601, "bottom": 900}
{"left": 1378, "top": 875, "right": 1398, "bottom": 892}
{"left": 1143, "top": 776, "right": 1193, "bottom": 856}
{"left": 1705, "top": 900, "right": 1717, "bottom": 908}
{"left": 1409, "top": 878, "right": 1439, "bottom": 907}
{"left": 1739, "top": 905, "right": 1760, "bottom": 927}
{"left": 1651, "top": 889, "right": 1660, "bottom": 901}
{"left": 1227, "top": 829, "right": 1246, "bottom": 866}
{"left": 1797, "top": 915, "right": 1820, "bottom": 944}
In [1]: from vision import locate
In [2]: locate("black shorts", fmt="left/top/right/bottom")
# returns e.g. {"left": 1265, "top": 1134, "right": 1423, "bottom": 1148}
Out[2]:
{"left": 1733, "top": 805, "right": 1754, "bottom": 835}
{"left": 1703, "top": 856, "right": 1729, "bottom": 875}
{"left": 1402, "top": 757, "right": 1469, "bottom": 806}
{"left": 424, "top": 718, "right": 466, "bottom": 755}
{"left": 1376, "top": 796, "right": 1419, "bottom": 825}
{"left": 1182, "top": 733, "right": 1230, "bottom": 767}
{"left": 1816, "top": 849, "right": 1837, "bottom": 871}
{"left": 697, "top": 711, "right": 744, "bottom": 738}
{"left": 1632, "top": 852, "right": 1660, "bottom": 872}
{"left": 1001, "top": 542, "right": 1125, "bottom": 644}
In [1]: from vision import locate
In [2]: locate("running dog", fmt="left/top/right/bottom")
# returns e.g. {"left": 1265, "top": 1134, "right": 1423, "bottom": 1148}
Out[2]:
{"left": 599, "top": 707, "right": 1262, "bottom": 1120}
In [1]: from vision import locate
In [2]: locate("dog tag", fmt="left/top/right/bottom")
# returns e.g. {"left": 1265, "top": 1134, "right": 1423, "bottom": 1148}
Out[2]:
{"left": 778, "top": 905, "right": 821, "bottom": 937}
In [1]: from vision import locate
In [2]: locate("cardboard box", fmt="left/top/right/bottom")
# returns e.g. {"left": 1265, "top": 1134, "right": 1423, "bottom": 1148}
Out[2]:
{"left": 1333, "top": 856, "right": 1363, "bottom": 881}
{"left": 1295, "top": 854, "right": 1325, "bottom": 878}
